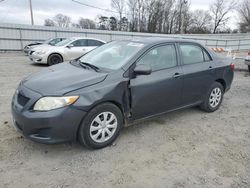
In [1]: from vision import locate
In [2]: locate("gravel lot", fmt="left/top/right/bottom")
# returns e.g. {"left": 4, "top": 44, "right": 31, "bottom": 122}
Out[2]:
{"left": 0, "top": 53, "right": 250, "bottom": 188}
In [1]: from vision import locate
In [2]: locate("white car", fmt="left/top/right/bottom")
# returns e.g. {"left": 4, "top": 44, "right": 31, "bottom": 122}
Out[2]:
{"left": 29, "top": 37, "right": 106, "bottom": 65}
{"left": 24, "top": 38, "right": 66, "bottom": 55}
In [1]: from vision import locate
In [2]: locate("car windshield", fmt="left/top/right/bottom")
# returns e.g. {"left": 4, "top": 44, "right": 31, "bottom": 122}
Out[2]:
{"left": 48, "top": 38, "right": 62, "bottom": 46}
{"left": 55, "top": 39, "right": 73, "bottom": 47}
{"left": 79, "top": 41, "right": 145, "bottom": 71}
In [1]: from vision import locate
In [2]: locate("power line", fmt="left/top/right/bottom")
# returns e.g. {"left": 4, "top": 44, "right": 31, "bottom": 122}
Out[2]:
{"left": 72, "top": 0, "right": 119, "bottom": 14}
{"left": 72, "top": 0, "right": 134, "bottom": 18}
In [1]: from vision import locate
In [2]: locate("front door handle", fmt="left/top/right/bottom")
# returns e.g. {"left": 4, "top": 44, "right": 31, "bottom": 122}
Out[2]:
{"left": 209, "top": 66, "right": 213, "bottom": 69}
{"left": 173, "top": 73, "right": 182, "bottom": 78}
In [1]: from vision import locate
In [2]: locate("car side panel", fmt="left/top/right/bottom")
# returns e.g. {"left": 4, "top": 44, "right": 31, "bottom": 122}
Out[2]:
{"left": 129, "top": 67, "right": 183, "bottom": 120}
{"left": 181, "top": 61, "right": 216, "bottom": 105}
{"left": 212, "top": 59, "right": 234, "bottom": 92}
{"left": 68, "top": 76, "right": 131, "bottom": 120}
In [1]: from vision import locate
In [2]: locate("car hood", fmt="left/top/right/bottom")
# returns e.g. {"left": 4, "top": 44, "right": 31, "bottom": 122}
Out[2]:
{"left": 31, "top": 44, "right": 50, "bottom": 51}
{"left": 31, "top": 45, "right": 59, "bottom": 52}
{"left": 22, "top": 63, "right": 108, "bottom": 95}
{"left": 26, "top": 42, "right": 43, "bottom": 47}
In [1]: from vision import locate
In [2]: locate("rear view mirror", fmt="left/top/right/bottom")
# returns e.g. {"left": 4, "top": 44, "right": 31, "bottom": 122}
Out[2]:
{"left": 134, "top": 64, "right": 152, "bottom": 75}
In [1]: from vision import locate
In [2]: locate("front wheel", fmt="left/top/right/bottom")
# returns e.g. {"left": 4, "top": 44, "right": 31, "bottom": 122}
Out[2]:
{"left": 47, "top": 54, "right": 63, "bottom": 66}
{"left": 248, "top": 65, "right": 250, "bottom": 72}
{"left": 78, "top": 103, "right": 123, "bottom": 149}
{"left": 200, "top": 82, "right": 224, "bottom": 112}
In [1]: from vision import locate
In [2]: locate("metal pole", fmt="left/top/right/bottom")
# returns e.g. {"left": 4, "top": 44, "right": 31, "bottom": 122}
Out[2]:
{"left": 180, "top": 0, "right": 187, "bottom": 34}
{"left": 29, "top": 0, "right": 34, "bottom": 25}
{"left": 19, "top": 28, "right": 23, "bottom": 50}
{"left": 180, "top": 0, "right": 184, "bottom": 34}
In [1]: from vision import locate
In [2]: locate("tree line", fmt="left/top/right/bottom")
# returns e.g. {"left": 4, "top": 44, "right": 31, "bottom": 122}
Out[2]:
{"left": 44, "top": 0, "right": 250, "bottom": 34}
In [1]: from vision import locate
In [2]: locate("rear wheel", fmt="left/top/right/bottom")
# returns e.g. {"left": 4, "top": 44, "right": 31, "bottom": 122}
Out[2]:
{"left": 248, "top": 65, "right": 250, "bottom": 72}
{"left": 48, "top": 54, "right": 63, "bottom": 66}
{"left": 200, "top": 82, "right": 224, "bottom": 112}
{"left": 78, "top": 103, "right": 123, "bottom": 149}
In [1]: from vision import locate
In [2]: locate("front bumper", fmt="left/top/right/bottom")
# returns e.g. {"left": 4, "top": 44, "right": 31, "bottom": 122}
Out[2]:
{"left": 11, "top": 85, "right": 86, "bottom": 144}
{"left": 29, "top": 53, "right": 48, "bottom": 64}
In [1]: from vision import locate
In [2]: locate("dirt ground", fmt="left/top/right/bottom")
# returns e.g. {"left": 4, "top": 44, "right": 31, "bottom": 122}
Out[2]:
{"left": 0, "top": 53, "right": 250, "bottom": 188}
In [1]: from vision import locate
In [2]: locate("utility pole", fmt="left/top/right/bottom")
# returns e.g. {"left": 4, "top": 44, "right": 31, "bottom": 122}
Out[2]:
{"left": 180, "top": 0, "right": 188, "bottom": 34}
{"left": 29, "top": 0, "right": 34, "bottom": 25}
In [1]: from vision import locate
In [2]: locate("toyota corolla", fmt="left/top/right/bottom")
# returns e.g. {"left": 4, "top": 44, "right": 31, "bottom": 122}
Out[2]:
{"left": 11, "top": 38, "right": 234, "bottom": 149}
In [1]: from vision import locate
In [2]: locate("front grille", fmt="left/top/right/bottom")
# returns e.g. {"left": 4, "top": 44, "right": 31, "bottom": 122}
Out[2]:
{"left": 17, "top": 93, "right": 30, "bottom": 107}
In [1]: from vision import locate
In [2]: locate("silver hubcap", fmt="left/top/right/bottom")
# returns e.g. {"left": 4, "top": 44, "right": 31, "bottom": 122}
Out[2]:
{"left": 209, "top": 87, "right": 222, "bottom": 108}
{"left": 89, "top": 112, "right": 118, "bottom": 143}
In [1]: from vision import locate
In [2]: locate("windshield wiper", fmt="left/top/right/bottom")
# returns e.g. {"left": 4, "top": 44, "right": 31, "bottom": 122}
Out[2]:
{"left": 79, "top": 61, "right": 100, "bottom": 72}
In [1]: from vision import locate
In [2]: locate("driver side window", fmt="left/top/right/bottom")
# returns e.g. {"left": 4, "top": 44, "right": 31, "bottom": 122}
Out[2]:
{"left": 137, "top": 44, "right": 177, "bottom": 72}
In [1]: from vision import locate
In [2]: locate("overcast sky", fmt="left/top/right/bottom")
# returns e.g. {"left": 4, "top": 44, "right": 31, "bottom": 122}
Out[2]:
{"left": 0, "top": 0, "right": 238, "bottom": 28}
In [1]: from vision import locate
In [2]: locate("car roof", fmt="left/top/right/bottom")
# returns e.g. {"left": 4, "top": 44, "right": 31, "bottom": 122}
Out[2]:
{"left": 69, "top": 37, "right": 106, "bottom": 42}
{"left": 124, "top": 37, "right": 200, "bottom": 45}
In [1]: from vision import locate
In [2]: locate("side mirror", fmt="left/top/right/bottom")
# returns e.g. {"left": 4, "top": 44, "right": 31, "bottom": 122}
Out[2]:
{"left": 134, "top": 64, "right": 152, "bottom": 76}
{"left": 66, "top": 44, "right": 74, "bottom": 48}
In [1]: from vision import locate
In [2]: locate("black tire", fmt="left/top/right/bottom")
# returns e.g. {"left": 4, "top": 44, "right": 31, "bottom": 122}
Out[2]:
{"left": 200, "top": 82, "right": 224, "bottom": 113}
{"left": 78, "top": 103, "right": 123, "bottom": 149}
{"left": 47, "top": 54, "right": 63, "bottom": 66}
{"left": 248, "top": 65, "right": 250, "bottom": 72}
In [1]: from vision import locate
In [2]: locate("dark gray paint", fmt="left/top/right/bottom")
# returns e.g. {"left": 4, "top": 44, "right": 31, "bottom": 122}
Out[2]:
{"left": 12, "top": 38, "right": 234, "bottom": 144}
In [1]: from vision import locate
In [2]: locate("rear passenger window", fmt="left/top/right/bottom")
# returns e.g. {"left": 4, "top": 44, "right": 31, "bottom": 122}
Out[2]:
{"left": 87, "top": 40, "right": 104, "bottom": 46}
{"left": 180, "top": 44, "right": 205, "bottom": 64}
{"left": 72, "top": 39, "right": 87, "bottom": 47}
{"left": 137, "top": 44, "right": 177, "bottom": 71}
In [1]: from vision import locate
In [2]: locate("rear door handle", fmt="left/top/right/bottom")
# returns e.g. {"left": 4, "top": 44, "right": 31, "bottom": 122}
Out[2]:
{"left": 173, "top": 73, "right": 182, "bottom": 78}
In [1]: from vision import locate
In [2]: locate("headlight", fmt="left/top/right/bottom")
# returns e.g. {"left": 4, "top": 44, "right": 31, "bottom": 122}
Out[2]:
{"left": 33, "top": 96, "right": 79, "bottom": 111}
{"left": 36, "top": 50, "right": 48, "bottom": 55}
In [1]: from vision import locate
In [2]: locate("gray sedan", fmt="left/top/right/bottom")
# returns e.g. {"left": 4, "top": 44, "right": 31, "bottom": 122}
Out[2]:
{"left": 12, "top": 38, "right": 234, "bottom": 149}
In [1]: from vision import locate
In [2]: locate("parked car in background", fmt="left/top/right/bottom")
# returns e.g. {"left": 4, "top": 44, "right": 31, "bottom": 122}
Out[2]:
{"left": 28, "top": 37, "right": 106, "bottom": 66}
{"left": 244, "top": 51, "right": 250, "bottom": 72}
{"left": 23, "top": 38, "right": 66, "bottom": 55}
{"left": 12, "top": 38, "right": 234, "bottom": 149}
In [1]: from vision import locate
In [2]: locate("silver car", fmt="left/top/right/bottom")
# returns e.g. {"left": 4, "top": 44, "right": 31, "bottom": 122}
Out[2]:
{"left": 24, "top": 38, "right": 66, "bottom": 55}
{"left": 29, "top": 37, "right": 106, "bottom": 66}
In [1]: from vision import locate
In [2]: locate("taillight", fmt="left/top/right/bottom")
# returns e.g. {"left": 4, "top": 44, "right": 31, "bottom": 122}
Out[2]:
{"left": 248, "top": 51, "right": 250, "bottom": 56}
{"left": 230, "top": 63, "right": 235, "bottom": 71}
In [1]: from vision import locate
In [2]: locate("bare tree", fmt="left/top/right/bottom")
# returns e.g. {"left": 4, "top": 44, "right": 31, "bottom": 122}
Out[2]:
{"left": 188, "top": 10, "right": 212, "bottom": 33}
{"left": 210, "top": 0, "right": 237, "bottom": 34}
{"left": 162, "top": 0, "right": 176, "bottom": 33}
{"left": 78, "top": 18, "right": 96, "bottom": 29}
{"left": 111, "top": 0, "right": 125, "bottom": 30}
{"left": 44, "top": 19, "right": 55, "bottom": 27}
{"left": 127, "top": 0, "right": 138, "bottom": 31}
{"left": 238, "top": 0, "right": 250, "bottom": 32}
{"left": 53, "top": 14, "right": 71, "bottom": 28}
{"left": 147, "top": 0, "right": 163, "bottom": 33}
{"left": 137, "top": 0, "right": 147, "bottom": 32}
{"left": 178, "top": 0, "right": 189, "bottom": 34}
